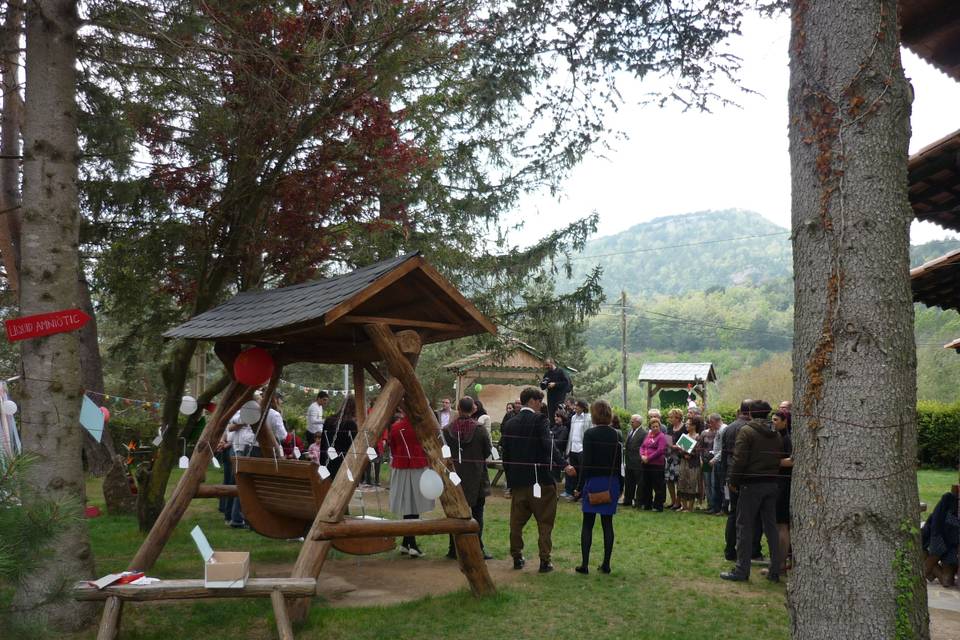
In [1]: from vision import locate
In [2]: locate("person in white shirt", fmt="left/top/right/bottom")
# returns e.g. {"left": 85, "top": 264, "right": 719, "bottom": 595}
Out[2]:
{"left": 435, "top": 398, "right": 454, "bottom": 429}
{"left": 263, "top": 393, "right": 287, "bottom": 456}
{"left": 562, "top": 400, "right": 591, "bottom": 499}
{"left": 306, "top": 391, "right": 329, "bottom": 446}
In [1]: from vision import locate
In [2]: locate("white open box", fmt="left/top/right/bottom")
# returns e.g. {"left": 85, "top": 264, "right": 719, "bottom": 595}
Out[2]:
{"left": 190, "top": 525, "right": 250, "bottom": 588}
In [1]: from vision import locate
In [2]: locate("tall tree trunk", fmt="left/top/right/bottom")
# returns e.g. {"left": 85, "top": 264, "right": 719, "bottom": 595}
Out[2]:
{"left": 78, "top": 265, "right": 114, "bottom": 476}
{"left": 788, "top": 1, "right": 927, "bottom": 638}
{"left": 0, "top": 0, "right": 23, "bottom": 290}
{"left": 11, "top": 0, "right": 95, "bottom": 631}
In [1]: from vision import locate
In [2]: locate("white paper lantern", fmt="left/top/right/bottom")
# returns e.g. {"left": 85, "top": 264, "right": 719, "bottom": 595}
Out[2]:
{"left": 238, "top": 400, "right": 261, "bottom": 425}
{"left": 179, "top": 395, "right": 198, "bottom": 415}
{"left": 419, "top": 468, "right": 444, "bottom": 499}
{"left": 1, "top": 399, "right": 17, "bottom": 416}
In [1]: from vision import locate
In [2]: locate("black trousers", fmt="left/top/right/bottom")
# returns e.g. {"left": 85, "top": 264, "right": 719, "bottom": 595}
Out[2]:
{"left": 639, "top": 464, "right": 665, "bottom": 509}
{"left": 725, "top": 486, "right": 762, "bottom": 559}
{"left": 449, "top": 495, "right": 487, "bottom": 553}
{"left": 623, "top": 466, "right": 642, "bottom": 506}
{"left": 734, "top": 483, "right": 781, "bottom": 578}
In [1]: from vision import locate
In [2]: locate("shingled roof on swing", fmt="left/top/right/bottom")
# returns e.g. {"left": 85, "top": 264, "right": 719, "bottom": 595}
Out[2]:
{"left": 164, "top": 252, "right": 497, "bottom": 364}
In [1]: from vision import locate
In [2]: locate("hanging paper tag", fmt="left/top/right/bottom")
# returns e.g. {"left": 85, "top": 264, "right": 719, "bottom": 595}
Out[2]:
{"left": 327, "top": 447, "right": 338, "bottom": 460}
{"left": 293, "top": 447, "right": 301, "bottom": 459}
{"left": 490, "top": 448, "right": 500, "bottom": 461}
{"left": 152, "top": 434, "right": 163, "bottom": 447}
{"left": 449, "top": 471, "right": 462, "bottom": 486}
{"left": 532, "top": 482, "right": 542, "bottom": 499}
{"left": 346, "top": 468, "right": 354, "bottom": 482}
{"left": 366, "top": 446, "right": 377, "bottom": 461}
{"left": 441, "top": 444, "right": 452, "bottom": 459}
{"left": 318, "top": 465, "right": 331, "bottom": 479}
{"left": 211, "top": 456, "right": 221, "bottom": 469}
{"left": 621, "top": 462, "right": 626, "bottom": 476}
{"left": 178, "top": 455, "right": 189, "bottom": 469}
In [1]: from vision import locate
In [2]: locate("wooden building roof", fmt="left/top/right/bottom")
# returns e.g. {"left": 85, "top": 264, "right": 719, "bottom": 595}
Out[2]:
{"left": 910, "top": 248, "right": 960, "bottom": 311}
{"left": 637, "top": 362, "right": 717, "bottom": 385}
{"left": 442, "top": 339, "right": 577, "bottom": 375}
{"left": 900, "top": 0, "right": 960, "bottom": 82}
{"left": 908, "top": 128, "right": 960, "bottom": 231}
{"left": 164, "top": 252, "right": 496, "bottom": 364}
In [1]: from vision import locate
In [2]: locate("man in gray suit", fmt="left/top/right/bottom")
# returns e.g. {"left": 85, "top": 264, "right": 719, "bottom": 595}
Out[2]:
{"left": 621, "top": 415, "right": 647, "bottom": 507}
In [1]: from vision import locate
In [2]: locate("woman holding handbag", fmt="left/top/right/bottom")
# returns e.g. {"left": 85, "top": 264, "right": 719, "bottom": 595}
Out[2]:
{"left": 573, "top": 400, "right": 624, "bottom": 575}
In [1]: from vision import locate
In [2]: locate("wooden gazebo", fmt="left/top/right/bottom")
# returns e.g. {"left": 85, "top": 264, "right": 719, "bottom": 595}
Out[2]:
{"left": 637, "top": 362, "right": 717, "bottom": 414}
{"left": 85, "top": 252, "right": 497, "bottom": 638}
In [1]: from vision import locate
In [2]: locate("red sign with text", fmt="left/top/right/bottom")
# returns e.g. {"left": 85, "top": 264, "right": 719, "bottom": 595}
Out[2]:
{"left": 5, "top": 309, "right": 91, "bottom": 342}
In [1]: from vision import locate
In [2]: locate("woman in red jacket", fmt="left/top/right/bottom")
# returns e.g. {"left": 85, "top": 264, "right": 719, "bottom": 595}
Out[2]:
{"left": 388, "top": 410, "right": 435, "bottom": 557}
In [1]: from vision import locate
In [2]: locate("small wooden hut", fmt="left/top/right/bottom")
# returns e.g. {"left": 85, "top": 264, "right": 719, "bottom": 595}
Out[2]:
{"left": 637, "top": 362, "right": 717, "bottom": 414}
{"left": 85, "top": 252, "right": 497, "bottom": 638}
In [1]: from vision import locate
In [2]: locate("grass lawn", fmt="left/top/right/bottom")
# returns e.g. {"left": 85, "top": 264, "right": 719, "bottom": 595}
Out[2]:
{"left": 8, "top": 468, "right": 956, "bottom": 639}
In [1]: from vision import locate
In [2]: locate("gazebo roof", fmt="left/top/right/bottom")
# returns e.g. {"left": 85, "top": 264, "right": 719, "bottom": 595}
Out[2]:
{"left": 637, "top": 362, "right": 717, "bottom": 384}
{"left": 911, "top": 248, "right": 960, "bottom": 312}
{"left": 908, "top": 128, "right": 960, "bottom": 231}
{"left": 900, "top": 0, "right": 960, "bottom": 83}
{"left": 164, "top": 252, "right": 496, "bottom": 364}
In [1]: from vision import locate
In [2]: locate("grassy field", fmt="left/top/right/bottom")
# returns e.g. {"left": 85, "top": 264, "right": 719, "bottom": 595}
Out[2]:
{"left": 6, "top": 468, "right": 956, "bottom": 639}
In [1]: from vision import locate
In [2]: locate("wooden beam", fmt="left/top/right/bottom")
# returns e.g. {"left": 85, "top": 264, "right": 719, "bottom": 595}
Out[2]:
{"left": 194, "top": 484, "right": 238, "bottom": 499}
{"left": 312, "top": 517, "right": 479, "bottom": 540}
{"left": 323, "top": 255, "right": 424, "bottom": 326}
{"left": 74, "top": 578, "right": 317, "bottom": 602}
{"left": 414, "top": 261, "right": 498, "bottom": 336}
{"left": 340, "top": 314, "right": 462, "bottom": 332}
{"left": 128, "top": 381, "right": 254, "bottom": 572}
{"left": 96, "top": 594, "right": 122, "bottom": 640}
{"left": 363, "top": 362, "right": 388, "bottom": 386}
{"left": 287, "top": 372, "right": 410, "bottom": 623}
{"left": 271, "top": 589, "right": 295, "bottom": 640}
{"left": 364, "top": 323, "right": 496, "bottom": 598}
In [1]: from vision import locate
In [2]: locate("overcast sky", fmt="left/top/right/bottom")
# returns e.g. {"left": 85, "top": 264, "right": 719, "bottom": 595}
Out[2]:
{"left": 510, "top": 13, "right": 960, "bottom": 246}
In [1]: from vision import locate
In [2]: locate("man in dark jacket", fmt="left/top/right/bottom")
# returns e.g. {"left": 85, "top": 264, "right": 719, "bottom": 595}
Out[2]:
{"left": 444, "top": 397, "right": 494, "bottom": 560}
{"left": 722, "top": 399, "right": 762, "bottom": 560}
{"left": 539, "top": 358, "right": 572, "bottom": 424}
{"left": 502, "top": 386, "right": 569, "bottom": 573}
{"left": 622, "top": 414, "right": 647, "bottom": 507}
{"left": 721, "top": 400, "right": 784, "bottom": 583}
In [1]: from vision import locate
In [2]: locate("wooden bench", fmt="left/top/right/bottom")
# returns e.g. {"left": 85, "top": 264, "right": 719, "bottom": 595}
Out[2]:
{"left": 74, "top": 577, "right": 316, "bottom": 639}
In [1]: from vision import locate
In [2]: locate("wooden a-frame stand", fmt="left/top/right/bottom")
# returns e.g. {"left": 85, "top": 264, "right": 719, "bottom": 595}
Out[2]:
{"left": 87, "top": 326, "right": 495, "bottom": 639}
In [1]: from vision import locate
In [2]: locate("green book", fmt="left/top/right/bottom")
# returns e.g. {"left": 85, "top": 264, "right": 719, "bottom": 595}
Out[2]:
{"left": 675, "top": 433, "right": 697, "bottom": 454}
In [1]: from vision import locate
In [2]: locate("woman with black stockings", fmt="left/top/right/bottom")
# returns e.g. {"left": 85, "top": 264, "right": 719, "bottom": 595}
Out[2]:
{"left": 573, "top": 399, "right": 623, "bottom": 574}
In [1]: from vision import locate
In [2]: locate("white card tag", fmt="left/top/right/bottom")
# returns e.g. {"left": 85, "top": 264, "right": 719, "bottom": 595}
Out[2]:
{"left": 441, "top": 444, "right": 452, "bottom": 459}
{"left": 211, "top": 456, "right": 221, "bottom": 469}
{"left": 621, "top": 462, "right": 626, "bottom": 476}
{"left": 327, "top": 447, "right": 338, "bottom": 460}
{"left": 293, "top": 447, "right": 301, "bottom": 459}
{"left": 346, "top": 468, "right": 354, "bottom": 482}
{"left": 449, "top": 471, "right": 462, "bottom": 486}
{"left": 533, "top": 482, "right": 542, "bottom": 499}
{"left": 490, "top": 448, "right": 500, "bottom": 461}
{"left": 152, "top": 434, "right": 163, "bottom": 447}
{"left": 178, "top": 455, "right": 189, "bottom": 469}
{"left": 318, "top": 465, "right": 331, "bottom": 479}
{"left": 366, "top": 446, "right": 377, "bottom": 461}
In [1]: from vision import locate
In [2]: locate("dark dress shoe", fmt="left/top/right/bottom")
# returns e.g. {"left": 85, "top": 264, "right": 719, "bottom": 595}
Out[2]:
{"left": 766, "top": 573, "right": 780, "bottom": 583}
{"left": 445, "top": 550, "right": 457, "bottom": 560}
{"left": 574, "top": 566, "right": 589, "bottom": 575}
{"left": 720, "top": 571, "right": 748, "bottom": 582}
{"left": 513, "top": 557, "right": 526, "bottom": 570}
{"left": 597, "top": 564, "right": 611, "bottom": 574}
{"left": 538, "top": 561, "right": 554, "bottom": 573}
{"left": 724, "top": 552, "right": 737, "bottom": 562}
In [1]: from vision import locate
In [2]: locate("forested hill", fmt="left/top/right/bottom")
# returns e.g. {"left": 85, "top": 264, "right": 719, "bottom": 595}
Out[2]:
{"left": 565, "top": 209, "right": 791, "bottom": 297}
{"left": 566, "top": 208, "right": 960, "bottom": 297}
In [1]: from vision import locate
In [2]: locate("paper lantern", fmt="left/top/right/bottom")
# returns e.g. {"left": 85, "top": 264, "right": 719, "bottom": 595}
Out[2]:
{"left": 474, "top": 383, "right": 483, "bottom": 393}
{"left": 233, "top": 347, "right": 274, "bottom": 386}
{"left": 179, "top": 395, "right": 198, "bottom": 415}
{"left": 1, "top": 400, "right": 17, "bottom": 416}
{"left": 419, "top": 468, "right": 444, "bottom": 500}
{"left": 238, "top": 400, "right": 261, "bottom": 425}
{"left": 100, "top": 406, "right": 111, "bottom": 422}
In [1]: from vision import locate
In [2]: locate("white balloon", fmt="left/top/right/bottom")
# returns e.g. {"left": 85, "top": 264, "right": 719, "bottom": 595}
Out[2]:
{"left": 238, "top": 400, "right": 261, "bottom": 425}
{"left": 1, "top": 399, "right": 17, "bottom": 416}
{"left": 179, "top": 395, "right": 198, "bottom": 415}
{"left": 419, "top": 468, "right": 444, "bottom": 500}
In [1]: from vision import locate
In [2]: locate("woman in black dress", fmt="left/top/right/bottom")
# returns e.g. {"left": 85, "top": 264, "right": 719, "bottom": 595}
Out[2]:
{"left": 324, "top": 395, "right": 358, "bottom": 478}
{"left": 574, "top": 400, "right": 623, "bottom": 574}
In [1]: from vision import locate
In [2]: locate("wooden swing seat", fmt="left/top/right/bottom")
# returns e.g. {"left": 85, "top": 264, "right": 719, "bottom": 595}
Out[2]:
{"left": 234, "top": 457, "right": 394, "bottom": 555}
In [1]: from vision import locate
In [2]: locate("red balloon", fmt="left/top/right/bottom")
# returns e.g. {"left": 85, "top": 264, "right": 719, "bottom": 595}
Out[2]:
{"left": 205, "top": 402, "right": 217, "bottom": 413}
{"left": 100, "top": 406, "right": 111, "bottom": 422}
{"left": 233, "top": 347, "right": 275, "bottom": 386}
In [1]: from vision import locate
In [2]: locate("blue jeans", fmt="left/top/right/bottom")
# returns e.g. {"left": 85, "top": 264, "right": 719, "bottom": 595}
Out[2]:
{"left": 229, "top": 445, "right": 260, "bottom": 526}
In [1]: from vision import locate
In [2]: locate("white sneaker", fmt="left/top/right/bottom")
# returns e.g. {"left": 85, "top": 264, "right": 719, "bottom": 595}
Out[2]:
{"left": 398, "top": 544, "right": 410, "bottom": 555}
{"left": 407, "top": 546, "right": 424, "bottom": 558}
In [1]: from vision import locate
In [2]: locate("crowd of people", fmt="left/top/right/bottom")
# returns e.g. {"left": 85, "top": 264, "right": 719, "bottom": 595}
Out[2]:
{"left": 211, "top": 364, "right": 804, "bottom": 583}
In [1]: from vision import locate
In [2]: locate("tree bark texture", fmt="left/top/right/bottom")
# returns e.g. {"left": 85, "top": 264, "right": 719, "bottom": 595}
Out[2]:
{"left": 788, "top": 1, "right": 927, "bottom": 638}
{"left": 0, "top": 0, "right": 22, "bottom": 291}
{"left": 11, "top": 0, "right": 96, "bottom": 631}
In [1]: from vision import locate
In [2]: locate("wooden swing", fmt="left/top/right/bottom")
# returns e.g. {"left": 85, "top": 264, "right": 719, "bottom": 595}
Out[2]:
{"left": 233, "top": 456, "right": 394, "bottom": 555}
{"left": 80, "top": 253, "right": 497, "bottom": 639}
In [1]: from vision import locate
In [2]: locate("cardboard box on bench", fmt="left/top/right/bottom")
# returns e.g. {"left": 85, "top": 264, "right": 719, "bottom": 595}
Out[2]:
{"left": 190, "top": 525, "right": 249, "bottom": 588}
